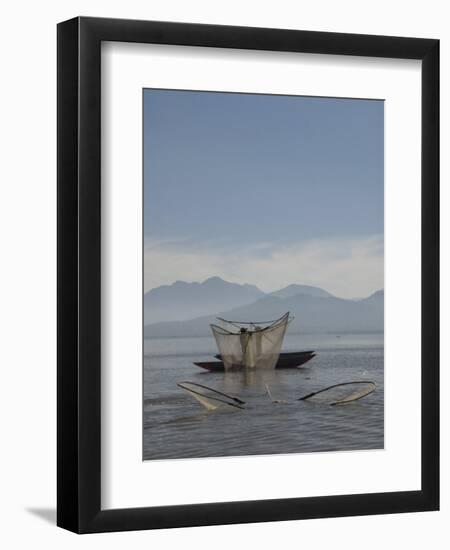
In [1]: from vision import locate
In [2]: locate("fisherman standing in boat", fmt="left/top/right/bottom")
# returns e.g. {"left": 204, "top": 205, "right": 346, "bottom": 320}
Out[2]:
{"left": 210, "top": 313, "right": 290, "bottom": 370}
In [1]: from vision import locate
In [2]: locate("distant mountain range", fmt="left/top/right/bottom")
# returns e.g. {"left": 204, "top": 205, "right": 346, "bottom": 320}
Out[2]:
{"left": 144, "top": 277, "right": 384, "bottom": 338}
{"left": 270, "top": 284, "right": 333, "bottom": 299}
{"left": 144, "top": 276, "right": 263, "bottom": 323}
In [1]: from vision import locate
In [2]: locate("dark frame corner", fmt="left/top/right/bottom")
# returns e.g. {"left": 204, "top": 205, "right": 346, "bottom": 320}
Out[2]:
{"left": 57, "top": 16, "right": 439, "bottom": 533}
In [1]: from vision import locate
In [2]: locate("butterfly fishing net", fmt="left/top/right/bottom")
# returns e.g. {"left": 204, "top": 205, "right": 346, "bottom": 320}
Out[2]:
{"left": 299, "top": 381, "right": 376, "bottom": 405}
{"left": 210, "top": 312, "right": 291, "bottom": 371}
{"left": 177, "top": 381, "right": 246, "bottom": 410}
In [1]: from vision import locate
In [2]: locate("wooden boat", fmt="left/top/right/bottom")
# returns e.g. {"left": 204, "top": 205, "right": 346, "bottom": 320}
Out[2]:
{"left": 194, "top": 351, "right": 316, "bottom": 372}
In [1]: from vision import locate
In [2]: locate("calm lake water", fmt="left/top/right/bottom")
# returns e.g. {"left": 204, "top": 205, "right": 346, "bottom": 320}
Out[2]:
{"left": 143, "top": 333, "right": 384, "bottom": 460}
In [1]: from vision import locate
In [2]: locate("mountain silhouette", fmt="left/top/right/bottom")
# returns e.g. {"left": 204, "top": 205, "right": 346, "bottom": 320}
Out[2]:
{"left": 144, "top": 276, "right": 264, "bottom": 323}
{"left": 144, "top": 280, "right": 384, "bottom": 338}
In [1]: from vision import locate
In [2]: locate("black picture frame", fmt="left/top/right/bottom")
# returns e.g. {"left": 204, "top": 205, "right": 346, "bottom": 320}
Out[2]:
{"left": 57, "top": 16, "right": 439, "bottom": 533}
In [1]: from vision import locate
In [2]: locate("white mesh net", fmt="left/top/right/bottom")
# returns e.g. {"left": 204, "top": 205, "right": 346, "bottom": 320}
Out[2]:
{"left": 177, "top": 381, "right": 246, "bottom": 410}
{"left": 210, "top": 312, "right": 291, "bottom": 371}
{"left": 299, "top": 381, "right": 376, "bottom": 405}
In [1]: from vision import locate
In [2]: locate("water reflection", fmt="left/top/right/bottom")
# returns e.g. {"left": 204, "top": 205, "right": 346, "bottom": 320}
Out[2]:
{"left": 143, "top": 334, "right": 384, "bottom": 460}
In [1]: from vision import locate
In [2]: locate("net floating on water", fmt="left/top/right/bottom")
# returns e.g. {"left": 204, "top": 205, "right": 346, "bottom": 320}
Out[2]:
{"left": 210, "top": 312, "right": 291, "bottom": 371}
{"left": 177, "top": 381, "right": 246, "bottom": 410}
{"left": 299, "top": 381, "right": 376, "bottom": 405}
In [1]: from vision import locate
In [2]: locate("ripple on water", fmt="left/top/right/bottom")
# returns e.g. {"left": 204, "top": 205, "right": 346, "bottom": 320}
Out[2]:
{"left": 143, "top": 335, "right": 384, "bottom": 460}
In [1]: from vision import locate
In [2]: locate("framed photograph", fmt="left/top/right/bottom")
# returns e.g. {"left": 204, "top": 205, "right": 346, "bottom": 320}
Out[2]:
{"left": 57, "top": 17, "right": 439, "bottom": 533}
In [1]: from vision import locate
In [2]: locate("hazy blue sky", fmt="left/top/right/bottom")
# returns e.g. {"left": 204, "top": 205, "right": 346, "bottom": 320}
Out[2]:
{"left": 143, "top": 89, "right": 384, "bottom": 297}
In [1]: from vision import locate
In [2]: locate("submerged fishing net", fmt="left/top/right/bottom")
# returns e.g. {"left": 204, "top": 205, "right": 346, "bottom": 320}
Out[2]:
{"left": 210, "top": 312, "right": 291, "bottom": 371}
{"left": 299, "top": 381, "right": 376, "bottom": 406}
{"left": 177, "top": 381, "right": 246, "bottom": 410}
